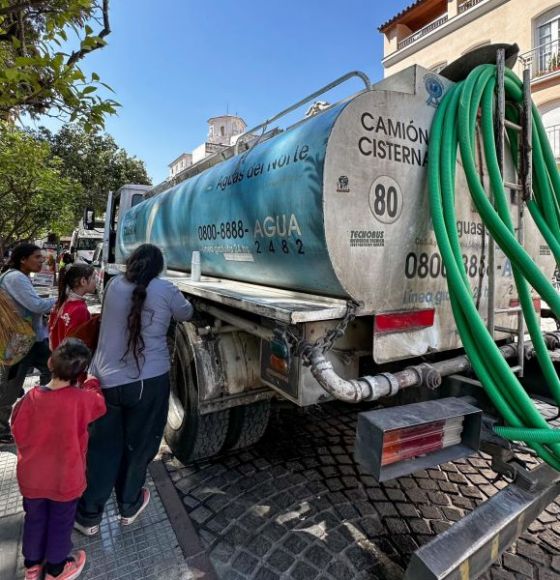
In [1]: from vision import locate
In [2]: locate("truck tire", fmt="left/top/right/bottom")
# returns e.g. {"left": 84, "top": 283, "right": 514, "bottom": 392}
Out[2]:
{"left": 164, "top": 323, "right": 229, "bottom": 464}
{"left": 222, "top": 400, "right": 272, "bottom": 451}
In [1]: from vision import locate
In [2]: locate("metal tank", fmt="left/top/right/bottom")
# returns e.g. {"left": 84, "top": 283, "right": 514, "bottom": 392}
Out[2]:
{"left": 118, "top": 65, "right": 554, "bottom": 357}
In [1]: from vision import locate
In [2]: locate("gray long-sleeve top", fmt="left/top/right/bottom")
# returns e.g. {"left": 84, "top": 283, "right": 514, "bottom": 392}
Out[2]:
{"left": 0, "top": 270, "right": 56, "bottom": 341}
{"left": 90, "top": 275, "right": 193, "bottom": 388}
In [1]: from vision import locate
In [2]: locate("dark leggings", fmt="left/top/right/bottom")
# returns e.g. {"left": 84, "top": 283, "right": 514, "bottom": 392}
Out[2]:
{"left": 0, "top": 340, "right": 50, "bottom": 434}
{"left": 76, "top": 373, "right": 170, "bottom": 526}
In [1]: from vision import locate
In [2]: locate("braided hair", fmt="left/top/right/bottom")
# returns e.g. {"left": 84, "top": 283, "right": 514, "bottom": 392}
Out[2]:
{"left": 122, "top": 244, "right": 164, "bottom": 372}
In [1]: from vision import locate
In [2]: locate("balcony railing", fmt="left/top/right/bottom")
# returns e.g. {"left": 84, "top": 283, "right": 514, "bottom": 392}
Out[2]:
{"left": 519, "top": 39, "right": 560, "bottom": 81}
{"left": 458, "top": 0, "right": 485, "bottom": 14}
{"left": 397, "top": 14, "right": 448, "bottom": 49}
{"left": 546, "top": 124, "right": 560, "bottom": 161}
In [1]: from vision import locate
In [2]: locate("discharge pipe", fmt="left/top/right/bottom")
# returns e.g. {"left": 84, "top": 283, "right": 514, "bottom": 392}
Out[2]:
{"left": 308, "top": 335, "right": 560, "bottom": 403}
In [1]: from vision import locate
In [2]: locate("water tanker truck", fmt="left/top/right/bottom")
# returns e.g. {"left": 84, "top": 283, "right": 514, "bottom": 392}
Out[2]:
{"left": 97, "top": 45, "right": 560, "bottom": 578}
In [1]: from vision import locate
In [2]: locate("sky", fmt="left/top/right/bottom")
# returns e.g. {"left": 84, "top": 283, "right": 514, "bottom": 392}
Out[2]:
{"left": 42, "top": 1, "right": 413, "bottom": 185}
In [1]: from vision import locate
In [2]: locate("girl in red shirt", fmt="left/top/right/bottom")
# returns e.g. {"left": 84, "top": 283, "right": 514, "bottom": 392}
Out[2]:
{"left": 49, "top": 264, "right": 97, "bottom": 351}
{"left": 12, "top": 338, "right": 106, "bottom": 580}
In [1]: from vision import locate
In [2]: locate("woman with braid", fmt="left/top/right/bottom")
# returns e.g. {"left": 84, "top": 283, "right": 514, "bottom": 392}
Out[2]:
{"left": 74, "top": 244, "right": 192, "bottom": 535}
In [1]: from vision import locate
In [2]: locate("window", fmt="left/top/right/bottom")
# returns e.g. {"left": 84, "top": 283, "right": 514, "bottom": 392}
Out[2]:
{"left": 535, "top": 7, "right": 560, "bottom": 74}
{"left": 131, "top": 194, "right": 144, "bottom": 207}
{"left": 220, "top": 126, "right": 225, "bottom": 136}
{"left": 77, "top": 238, "right": 100, "bottom": 251}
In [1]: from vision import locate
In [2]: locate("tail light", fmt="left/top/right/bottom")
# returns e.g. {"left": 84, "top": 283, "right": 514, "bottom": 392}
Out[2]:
{"left": 374, "top": 308, "right": 435, "bottom": 334}
{"left": 381, "top": 417, "right": 464, "bottom": 466}
{"left": 509, "top": 297, "right": 541, "bottom": 313}
{"left": 355, "top": 397, "right": 482, "bottom": 482}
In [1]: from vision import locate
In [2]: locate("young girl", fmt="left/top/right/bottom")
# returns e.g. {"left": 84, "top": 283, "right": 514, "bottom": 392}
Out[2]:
{"left": 11, "top": 338, "right": 106, "bottom": 580}
{"left": 49, "top": 264, "right": 96, "bottom": 351}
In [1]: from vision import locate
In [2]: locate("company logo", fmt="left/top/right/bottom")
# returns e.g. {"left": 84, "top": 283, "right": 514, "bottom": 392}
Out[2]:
{"left": 424, "top": 74, "right": 444, "bottom": 107}
{"left": 337, "top": 175, "right": 350, "bottom": 192}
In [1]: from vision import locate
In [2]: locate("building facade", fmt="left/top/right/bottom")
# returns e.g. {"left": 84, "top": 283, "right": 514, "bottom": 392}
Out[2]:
{"left": 168, "top": 115, "right": 247, "bottom": 178}
{"left": 380, "top": 0, "right": 560, "bottom": 159}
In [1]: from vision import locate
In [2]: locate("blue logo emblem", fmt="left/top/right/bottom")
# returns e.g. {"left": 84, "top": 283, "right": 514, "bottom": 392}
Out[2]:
{"left": 424, "top": 74, "right": 444, "bottom": 107}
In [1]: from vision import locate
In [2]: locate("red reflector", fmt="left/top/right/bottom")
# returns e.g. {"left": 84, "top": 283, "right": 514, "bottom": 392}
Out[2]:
{"left": 269, "top": 354, "right": 288, "bottom": 375}
{"left": 509, "top": 298, "right": 541, "bottom": 312}
{"left": 381, "top": 417, "right": 464, "bottom": 466}
{"left": 374, "top": 309, "right": 435, "bottom": 334}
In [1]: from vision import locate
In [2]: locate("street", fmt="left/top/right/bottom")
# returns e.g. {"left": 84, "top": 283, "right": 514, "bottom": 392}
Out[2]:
{"left": 162, "top": 398, "right": 560, "bottom": 580}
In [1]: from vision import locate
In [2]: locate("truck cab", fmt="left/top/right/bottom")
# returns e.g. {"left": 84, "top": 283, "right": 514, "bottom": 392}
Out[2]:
{"left": 102, "top": 184, "right": 151, "bottom": 278}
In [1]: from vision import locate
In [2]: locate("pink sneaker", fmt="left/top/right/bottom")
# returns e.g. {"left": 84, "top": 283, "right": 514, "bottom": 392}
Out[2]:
{"left": 44, "top": 550, "right": 86, "bottom": 580}
{"left": 24, "top": 564, "right": 43, "bottom": 580}
{"left": 120, "top": 487, "right": 150, "bottom": 526}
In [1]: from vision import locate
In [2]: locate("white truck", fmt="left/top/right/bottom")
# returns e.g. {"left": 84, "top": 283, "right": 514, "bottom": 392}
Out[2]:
{"left": 70, "top": 218, "right": 104, "bottom": 264}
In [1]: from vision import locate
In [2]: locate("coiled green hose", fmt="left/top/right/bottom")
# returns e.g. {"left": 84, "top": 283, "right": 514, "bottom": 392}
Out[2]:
{"left": 428, "top": 64, "right": 560, "bottom": 469}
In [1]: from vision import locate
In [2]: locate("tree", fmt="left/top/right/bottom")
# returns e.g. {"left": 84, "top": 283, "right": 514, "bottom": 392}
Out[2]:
{"left": 37, "top": 124, "right": 151, "bottom": 214}
{"left": 0, "top": 121, "right": 81, "bottom": 253}
{"left": 0, "top": 0, "right": 117, "bottom": 130}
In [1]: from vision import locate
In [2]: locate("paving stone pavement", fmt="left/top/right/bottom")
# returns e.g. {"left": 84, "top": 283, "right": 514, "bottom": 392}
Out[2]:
{"left": 164, "top": 401, "right": 560, "bottom": 580}
{"left": 0, "top": 375, "right": 201, "bottom": 580}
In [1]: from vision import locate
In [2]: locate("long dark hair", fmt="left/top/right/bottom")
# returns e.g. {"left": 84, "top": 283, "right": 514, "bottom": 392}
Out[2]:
{"left": 123, "top": 244, "right": 164, "bottom": 371}
{"left": 56, "top": 263, "right": 95, "bottom": 310}
{"left": 4, "top": 243, "right": 41, "bottom": 272}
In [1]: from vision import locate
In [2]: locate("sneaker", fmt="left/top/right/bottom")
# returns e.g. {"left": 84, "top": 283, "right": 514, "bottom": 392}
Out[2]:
{"left": 120, "top": 487, "right": 150, "bottom": 526}
{"left": 44, "top": 550, "right": 86, "bottom": 580}
{"left": 73, "top": 521, "right": 99, "bottom": 536}
{"left": 24, "top": 564, "right": 43, "bottom": 580}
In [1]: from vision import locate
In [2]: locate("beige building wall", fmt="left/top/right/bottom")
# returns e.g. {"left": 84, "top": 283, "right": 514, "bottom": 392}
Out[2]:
{"left": 381, "top": 0, "right": 560, "bottom": 156}
{"left": 383, "top": 0, "right": 558, "bottom": 75}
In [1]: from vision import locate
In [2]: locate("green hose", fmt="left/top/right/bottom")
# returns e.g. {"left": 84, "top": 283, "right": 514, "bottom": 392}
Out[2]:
{"left": 428, "top": 64, "right": 560, "bottom": 469}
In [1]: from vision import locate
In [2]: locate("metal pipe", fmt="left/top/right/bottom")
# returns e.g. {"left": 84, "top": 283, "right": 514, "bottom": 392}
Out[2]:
{"left": 234, "top": 70, "right": 371, "bottom": 154}
{"left": 309, "top": 341, "right": 527, "bottom": 404}
{"left": 195, "top": 302, "right": 275, "bottom": 341}
{"left": 308, "top": 350, "right": 392, "bottom": 403}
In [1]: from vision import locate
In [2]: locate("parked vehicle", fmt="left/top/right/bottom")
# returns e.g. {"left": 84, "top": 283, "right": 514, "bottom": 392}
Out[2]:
{"left": 70, "top": 219, "right": 104, "bottom": 264}
{"left": 95, "top": 47, "right": 560, "bottom": 579}
{"left": 91, "top": 242, "right": 104, "bottom": 298}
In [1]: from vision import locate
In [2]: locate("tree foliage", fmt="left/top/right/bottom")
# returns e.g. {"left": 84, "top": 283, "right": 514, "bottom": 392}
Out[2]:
{"left": 0, "top": 121, "right": 81, "bottom": 252}
{"left": 37, "top": 124, "right": 151, "bottom": 214}
{"left": 0, "top": 0, "right": 117, "bottom": 129}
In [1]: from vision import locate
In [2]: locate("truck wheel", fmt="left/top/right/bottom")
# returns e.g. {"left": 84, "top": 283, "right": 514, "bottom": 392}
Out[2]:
{"left": 164, "top": 323, "right": 230, "bottom": 464}
{"left": 222, "top": 400, "right": 271, "bottom": 451}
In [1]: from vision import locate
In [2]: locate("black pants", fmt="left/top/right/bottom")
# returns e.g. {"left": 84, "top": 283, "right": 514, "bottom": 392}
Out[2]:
{"left": 76, "top": 373, "right": 170, "bottom": 526}
{"left": 0, "top": 340, "right": 50, "bottom": 435}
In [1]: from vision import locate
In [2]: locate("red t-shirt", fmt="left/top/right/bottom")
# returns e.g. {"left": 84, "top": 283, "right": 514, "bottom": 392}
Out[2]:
{"left": 11, "top": 378, "right": 106, "bottom": 501}
{"left": 48, "top": 299, "right": 91, "bottom": 351}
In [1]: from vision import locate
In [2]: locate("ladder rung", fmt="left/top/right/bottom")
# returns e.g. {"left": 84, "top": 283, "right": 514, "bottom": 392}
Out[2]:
{"left": 494, "top": 325, "right": 520, "bottom": 334}
{"left": 504, "top": 119, "right": 522, "bottom": 131}
{"left": 448, "top": 374, "right": 483, "bottom": 387}
{"left": 504, "top": 180, "right": 523, "bottom": 191}
{"left": 495, "top": 306, "right": 522, "bottom": 314}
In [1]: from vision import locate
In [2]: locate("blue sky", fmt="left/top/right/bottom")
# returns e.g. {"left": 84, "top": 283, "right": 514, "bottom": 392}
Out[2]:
{"left": 51, "top": 1, "right": 412, "bottom": 184}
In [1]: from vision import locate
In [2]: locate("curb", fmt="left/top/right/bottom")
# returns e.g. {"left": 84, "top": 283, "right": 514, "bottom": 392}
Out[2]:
{"left": 148, "top": 460, "right": 218, "bottom": 579}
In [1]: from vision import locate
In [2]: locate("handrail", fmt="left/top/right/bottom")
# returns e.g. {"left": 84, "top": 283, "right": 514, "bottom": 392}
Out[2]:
{"left": 519, "top": 38, "right": 560, "bottom": 80}
{"left": 234, "top": 70, "right": 371, "bottom": 155}
{"left": 397, "top": 14, "right": 448, "bottom": 50}
{"left": 458, "top": 0, "right": 484, "bottom": 14}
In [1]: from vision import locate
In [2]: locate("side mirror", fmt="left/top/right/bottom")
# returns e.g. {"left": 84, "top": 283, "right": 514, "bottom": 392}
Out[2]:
{"left": 83, "top": 207, "right": 95, "bottom": 230}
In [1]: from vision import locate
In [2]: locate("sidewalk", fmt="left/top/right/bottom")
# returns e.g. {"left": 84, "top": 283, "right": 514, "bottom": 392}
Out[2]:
{"left": 0, "top": 382, "right": 213, "bottom": 580}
